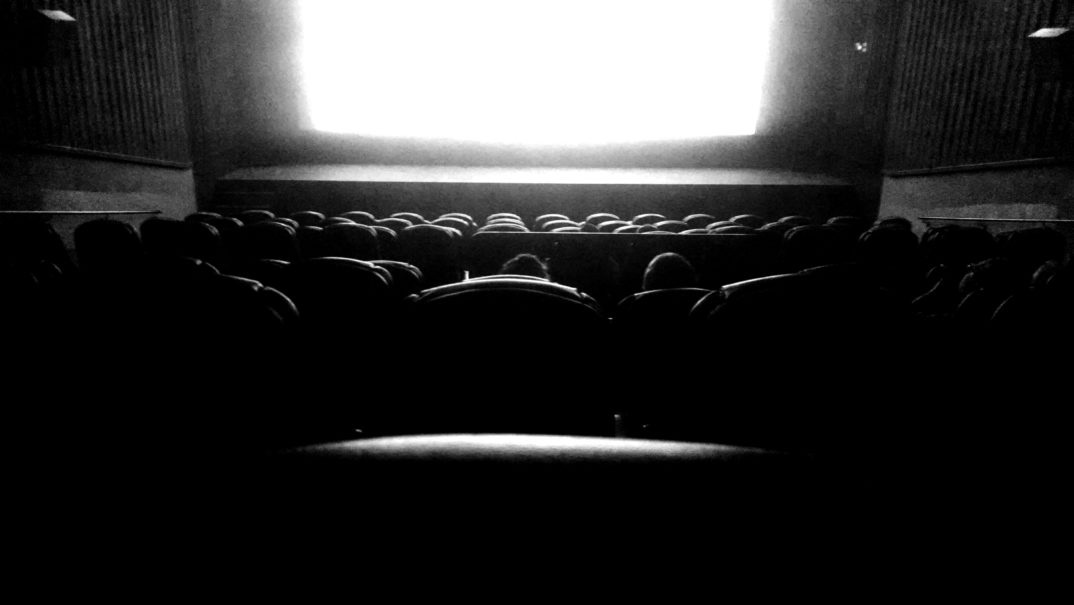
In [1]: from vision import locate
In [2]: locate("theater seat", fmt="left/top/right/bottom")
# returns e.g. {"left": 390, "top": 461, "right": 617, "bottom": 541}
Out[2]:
{"left": 730, "top": 214, "right": 766, "bottom": 229}
{"left": 237, "top": 220, "right": 299, "bottom": 262}
{"left": 237, "top": 209, "right": 275, "bottom": 225}
{"left": 289, "top": 257, "right": 392, "bottom": 332}
{"left": 614, "top": 287, "right": 712, "bottom": 333}
{"left": 438, "top": 212, "right": 475, "bottom": 223}
{"left": 238, "top": 433, "right": 864, "bottom": 594}
{"left": 431, "top": 216, "right": 474, "bottom": 236}
{"left": 539, "top": 219, "right": 579, "bottom": 232}
{"left": 391, "top": 212, "right": 426, "bottom": 224}
{"left": 323, "top": 222, "right": 379, "bottom": 260}
{"left": 683, "top": 213, "right": 717, "bottom": 229}
{"left": 652, "top": 220, "right": 689, "bottom": 233}
{"left": 376, "top": 217, "right": 413, "bottom": 232}
{"left": 710, "top": 225, "right": 756, "bottom": 235}
{"left": 586, "top": 212, "right": 619, "bottom": 224}
{"left": 339, "top": 211, "right": 376, "bottom": 225}
{"left": 536, "top": 213, "right": 570, "bottom": 224}
{"left": 597, "top": 220, "right": 630, "bottom": 233}
{"left": 477, "top": 223, "right": 529, "bottom": 233}
{"left": 632, "top": 213, "right": 666, "bottom": 225}
{"left": 74, "top": 218, "right": 143, "bottom": 277}
{"left": 289, "top": 211, "right": 325, "bottom": 227}
{"left": 413, "top": 276, "right": 599, "bottom": 308}
{"left": 185, "top": 211, "right": 222, "bottom": 224}
{"left": 397, "top": 224, "right": 463, "bottom": 285}
{"left": 369, "top": 260, "right": 424, "bottom": 297}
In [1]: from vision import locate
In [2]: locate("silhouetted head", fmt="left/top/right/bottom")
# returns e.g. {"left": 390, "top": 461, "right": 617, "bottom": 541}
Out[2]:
{"left": 500, "top": 253, "right": 550, "bottom": 279}
{"left": 642, "top": 252, "right": 696, "bottom": 290}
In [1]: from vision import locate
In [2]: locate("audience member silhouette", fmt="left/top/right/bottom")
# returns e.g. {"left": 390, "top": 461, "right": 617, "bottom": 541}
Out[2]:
{"left": 642, "top": 252, "right": 697, "bottom": 290}
{"left": 499, "top": 253, "right": 550, "bottom": 279}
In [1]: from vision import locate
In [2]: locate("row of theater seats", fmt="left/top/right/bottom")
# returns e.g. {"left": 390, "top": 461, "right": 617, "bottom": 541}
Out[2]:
{"left": 2, "top": 211, "right": 1070, "bottom": 451}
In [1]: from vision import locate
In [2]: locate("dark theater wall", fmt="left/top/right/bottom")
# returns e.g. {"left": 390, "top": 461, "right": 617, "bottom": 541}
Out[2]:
{"left": 879, "top": 0, "right": 1074, "bottom": 229}
{"left": 0, "top": 0, "right": 197, "bottom": 229}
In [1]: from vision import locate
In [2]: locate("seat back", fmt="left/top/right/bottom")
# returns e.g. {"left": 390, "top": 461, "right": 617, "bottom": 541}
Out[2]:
{"left": 397, "top": 224, "right": 462, "bottom": 285}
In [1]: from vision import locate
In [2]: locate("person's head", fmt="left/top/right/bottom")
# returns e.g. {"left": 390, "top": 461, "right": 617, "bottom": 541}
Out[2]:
{"left": 642, "top": 252, "right": 696, "bottom": 290}
{"left": 500, "top": 253, "right": 550, "bottom": 279}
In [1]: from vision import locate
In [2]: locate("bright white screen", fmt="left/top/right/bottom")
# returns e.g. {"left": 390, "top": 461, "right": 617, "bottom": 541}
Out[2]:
{"left": 299, "top": 1, "right": 773, "bottom": 144}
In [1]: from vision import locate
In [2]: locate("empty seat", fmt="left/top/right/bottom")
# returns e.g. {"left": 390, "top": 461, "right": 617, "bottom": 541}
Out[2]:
{"left": 407, "top": 279, "right": 609, "bottom": 430}
{"left": 369, "top": 260, "right": 425, "bottom": 297}
{"left": 74, "top": 219, "right": 143, "bottom": 277}
{"left": 391, "top": 212, "right": 426, "bottom": 224}
{"left": 185, "top": 211, "right": 222, "bottom": 224}
{"left": 271, "top": 217, "right": 300, "bottom": 230}
{"left": 632, "top": 213, "right": 666, "bottom": 225}
{"left": 431, "top": 216, "right": 474, "bottom": 236}
{"left": 710, "top": 225, "right": 756, "bottom": 235}
{"left": 536, "top": 213, "right": 571, "bottom": 224}
{"left": 586, "top": 213, "right": 619, "bottom": 224}
{"left": 289, "top": 257, "right": 393, "bottom": 331}
{"left": 730, "top": 214, "right": 766, "bottom": 229}
{"left": 996, "top": 228, "right": 1067, "bottom": 277}
{"left": 920, "top": 225, "right": 995, "bottom": 270}
{"left": 397, "top": 224, "right": 463, "bottom": 285}
{"left": 322, "top": 223, "right": 379, "bottom": 260}
{"left": 614, "top": 287, "right": 712, "bottom": 333}
{"left": 371, "top": 225, "right": 398, "bottom": 258}
{"left": 296, "top": 226, "right": 330, "bottom": 259}
{"left": 782, "top": 225, "right": 854, "bottom": 272}
{"left": 237, "top": 221, "right": 299, "bottom": 263}
{"left": 231, "top": 258, "right": 294, "bottom": 295}
{"left": 439, "top": 212, "right": 475, "bottom": 223}
{"left": 478, "top": 223, "right": 529, "bottom": 233}
{"left": 541, "top": 220, "right": 579, "bottom": 231}
{"left": 825, "top": 216, "right": 869, "bottom": 235}
{"left": 376, "top": 217, "right": 413, "bottom": 232}
{"left": 778, "top": 215, "right": 812, "bottom": 227}
{"left": 142, "top": 217, "right": 223, "bottom": 267}
{"left": 758, "top": 221, "right": 794, "bottom": 237}
{"left": 486, "top": 212, "right": 522, "bottom": 222}
{"left": 683, "top": 214, "right": 717, "bottom": 230}
{"left": 486, "top": 216, "right": 526, "bottom": 225}
{"left": 707, "top": 221, "right": 737, "bottom": 230}
{"left": 339, "top": 211, "right": 376, "bottom": 225}
{"left": 289, "top": 211, "right": 325, "bottom": 227}
{"left": 322, "top": 216, "right": 356, "bottom": 226}
{"left": 238, "top": 209, "right": 275, "bottom": 225}
{"left": 875, "top": 217, "right": 913, "bottom": 230}
{"left": 597, "top": 220, "right": 631, "bottom": 233}
{"left": 652, "top": 220, "right": 689, "bottom": 233}
{"left": 614, "top": 225, "right": 643, "bottom": 234}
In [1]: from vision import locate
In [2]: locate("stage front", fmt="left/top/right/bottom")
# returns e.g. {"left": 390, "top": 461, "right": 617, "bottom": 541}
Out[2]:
{"left": 214, "top": 165, "right": 861, "bottom": 222}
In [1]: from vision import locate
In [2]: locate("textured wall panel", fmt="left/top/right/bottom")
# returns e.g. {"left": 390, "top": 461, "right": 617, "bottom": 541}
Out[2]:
{"left": 0, "top": 0, "right": 190, "bottom": 165}
{"left": 885, "top": 0, "right": 1074, "bottom": 171}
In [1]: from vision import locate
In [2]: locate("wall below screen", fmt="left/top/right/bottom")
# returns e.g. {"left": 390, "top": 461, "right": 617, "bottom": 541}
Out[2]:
{"left": 0, "top": 150, "right": 196, "bottom": 253}
{"left": 215, "top": 166, "right": 860, "bottom": 222}
{"left": 877, "top": 164, "right": 1074, "bottom": 234}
